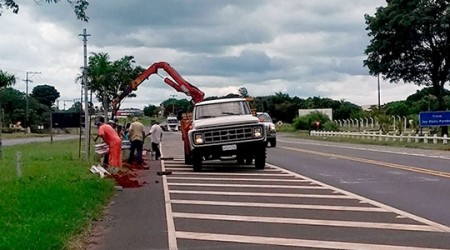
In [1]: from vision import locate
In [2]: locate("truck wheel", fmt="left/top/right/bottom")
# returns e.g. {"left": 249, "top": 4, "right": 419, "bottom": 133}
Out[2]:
{"left": 270, "top": 139, "right": 277, "bottom": 148}
{"left": 237, "top": 155, "right": 244, "bottom": 165}
{"left": 254, "top": 146, "right": 266, "bottom": 169}
{"left": 184, "top": 151, "right": 192, "bottom": 165}
{"left": 193, "top": 153, "right": 203, "bottom": 172}
{"left": 245, "top": 157, "right": 253, "bottom": 165}
{"left": 184, "top": 145, "right": 192, "bottom": 164}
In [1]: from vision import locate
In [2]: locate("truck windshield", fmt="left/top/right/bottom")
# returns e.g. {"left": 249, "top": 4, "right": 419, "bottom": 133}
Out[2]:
{"left": 195, "top": 101, "right": 251, "bottom": 120}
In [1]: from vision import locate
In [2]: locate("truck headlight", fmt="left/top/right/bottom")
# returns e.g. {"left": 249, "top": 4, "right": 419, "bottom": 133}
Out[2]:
{"left": 253, "top": 127, "right": 263, "bottom": 138}
{"left": 194, "top": 134, "right": 204, "bottom": 144}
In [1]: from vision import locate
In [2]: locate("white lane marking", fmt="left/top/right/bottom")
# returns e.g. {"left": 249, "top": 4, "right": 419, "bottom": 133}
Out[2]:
{"left": 278, "top": 138, "right": 450, "bottom": 160}
{"left": 164, "top": 167, "right": 281, "bottom": 172}
{"left": 161, "top": 160, "right": 178, "bottom": 250}
{"left": 176, "top": 231, "right": 446, "bottom": 250}
{"left": 166, "top": 172, "right": 293, "bottom": 177}
{"left": 171, "top": 199, "right": 388, "bottom": 212}
{"left": 169, "top": 190, "right": 354, "bottom": 199}
{"left": 174, "top": 212, "right": 437, "bottom": 232}
{"left": 167, "top": 176, "right": 310, "bottom": 182}
{"left": 268, "top": 164, "right": 450, "bottom": 233}
{"left": 168, "top": 182, "right": 327, "bottom": 189}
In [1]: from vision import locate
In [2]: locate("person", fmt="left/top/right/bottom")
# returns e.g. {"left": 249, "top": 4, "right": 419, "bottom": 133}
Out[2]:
{"left": 95, "top": 117, "right": 122, "bottom": 168}
{"left": 146, "top": 120, "right": 163, "bottom": 160}
{"left": 127, "top": 117, "right": 145, "bottom": 165}
{"left": 116, "top": 124, "right": 126, "bottom": 140}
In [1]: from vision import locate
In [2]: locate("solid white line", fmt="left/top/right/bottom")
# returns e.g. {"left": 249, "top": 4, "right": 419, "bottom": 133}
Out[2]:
{"left": 166, "top": 172, "right": 293, "bottom": 177}
{"left": 169, "top": 190, "right": 354, "bottom": 199}
{"left": 168, "top": 182, "right": 327, "bottom": 189}
{"left": 173, "top": 212, "right": 437, "bottom": 232}
{"left": 161, "top": 160, "right": 178, "bottom": 250}
{"left": 171, "top": 199, "right": 388, "bottom": 212}
{"left": 267, "top": 163, "right": 450, "bottom": 233}
{"left": 176, "top": 231, "right": 446, "bottom": 250}
{"left": 167, "top": 176, "right": 310, "bottom": 182}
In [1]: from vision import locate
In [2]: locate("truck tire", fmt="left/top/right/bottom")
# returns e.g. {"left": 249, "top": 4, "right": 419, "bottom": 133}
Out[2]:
{"left": 184, "top": 151, "right": 192, "bottom": 164}
{"left": 254, "top": 145, "right": 266, "bottom": 169}
{"left": 193, "top": 153, "right": 203, "bottom": 172}
{"left": 184, "top": 144, "right": 192, "bottom": 164}
{"left": 270, "top": 139, "right": 277, "bottom": 148}
{"left": 237, "top": 155, "right": 244, "bottom": 165}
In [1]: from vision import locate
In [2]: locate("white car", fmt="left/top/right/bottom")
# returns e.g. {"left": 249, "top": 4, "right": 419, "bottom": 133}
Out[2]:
{"left": 257, "top": 112, "right": 277, "bottom": 147}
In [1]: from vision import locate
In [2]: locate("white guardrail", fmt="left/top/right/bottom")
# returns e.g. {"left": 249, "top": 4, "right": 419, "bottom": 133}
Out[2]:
{"left": 310, "top": 130, "right": 448, "bottom": 145}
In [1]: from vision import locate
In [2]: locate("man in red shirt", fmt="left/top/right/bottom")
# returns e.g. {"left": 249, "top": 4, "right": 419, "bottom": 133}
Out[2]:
{"left": 96, "top": 117, "right": 122, "bottom": 167}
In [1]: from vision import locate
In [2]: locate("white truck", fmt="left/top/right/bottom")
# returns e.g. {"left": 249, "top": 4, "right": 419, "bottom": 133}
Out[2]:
{"left": 186, "top": 98, "right": 267, "bottom": 171}
{"left": 166, "top": 116, "right": 179, "bottom": 131}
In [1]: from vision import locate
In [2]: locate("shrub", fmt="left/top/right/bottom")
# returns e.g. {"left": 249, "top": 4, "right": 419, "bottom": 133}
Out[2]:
{"left": 293, "top": 111, "right": 331, "bottom": 131}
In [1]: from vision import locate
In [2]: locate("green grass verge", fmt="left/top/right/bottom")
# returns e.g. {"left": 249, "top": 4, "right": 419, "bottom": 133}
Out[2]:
{"left": 279, "top": 129, "right": 450, "bottom": 151}
{"left": 0, "top": 139, "right": 115, "bottom": 250}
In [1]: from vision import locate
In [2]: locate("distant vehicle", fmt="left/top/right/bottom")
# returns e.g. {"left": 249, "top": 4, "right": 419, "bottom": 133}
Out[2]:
{"left": 165, "top": 116, "right": 179, "bottom": 131}
{"left": 257, "top": 112, "right": 277, "bottom": 147}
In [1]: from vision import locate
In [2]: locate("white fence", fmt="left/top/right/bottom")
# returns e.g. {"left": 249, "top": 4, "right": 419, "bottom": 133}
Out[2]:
{"left": 310, "top": 130, "right": 448, "bottom": 145}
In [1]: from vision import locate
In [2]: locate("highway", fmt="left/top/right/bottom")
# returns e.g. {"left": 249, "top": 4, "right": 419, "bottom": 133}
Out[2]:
{"left": 160, "top": 132, "right": 450, "bottom": 249}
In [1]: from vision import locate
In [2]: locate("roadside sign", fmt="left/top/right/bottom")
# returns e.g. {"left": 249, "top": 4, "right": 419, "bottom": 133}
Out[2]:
{"left": 419, "top": 111, "right": 450, "bottom": 127}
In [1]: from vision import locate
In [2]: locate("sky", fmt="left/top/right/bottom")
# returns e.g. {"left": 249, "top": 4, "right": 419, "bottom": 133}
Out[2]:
{"left": 0, "top": 0, "right": 422, "bottom": 110}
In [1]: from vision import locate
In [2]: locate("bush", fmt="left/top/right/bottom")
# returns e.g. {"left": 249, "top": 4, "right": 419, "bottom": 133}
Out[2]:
{"left": 293, "top": 111, "right": 331, "bottom": 131}
{"left": 1, "top": 127, "right": 15, "bottom": 134}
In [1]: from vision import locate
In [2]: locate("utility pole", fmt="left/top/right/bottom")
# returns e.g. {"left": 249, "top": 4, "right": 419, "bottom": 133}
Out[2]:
{"left": 377, "top": 73, "right": 381, "bottom": 110}
{"left": 170, "top": 94, "right": 177, "bottom": 115}
{"left": 23, "top": 71, "right": 41, "bottom": 132}
{"left": 79, "top": 28, "right": 91, "bottom": 160}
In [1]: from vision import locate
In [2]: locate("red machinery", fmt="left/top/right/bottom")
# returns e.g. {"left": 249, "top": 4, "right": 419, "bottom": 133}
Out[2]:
{"left": 112, "top": 61, "right": 205, "bottom": 161}
{"left": 112, "top": 61, "right": 204, "bottom": 112}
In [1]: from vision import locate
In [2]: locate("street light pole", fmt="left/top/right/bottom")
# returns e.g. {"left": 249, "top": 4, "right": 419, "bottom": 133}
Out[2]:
{"left": 24, "top": 71, "right": 41, "bottom": 132}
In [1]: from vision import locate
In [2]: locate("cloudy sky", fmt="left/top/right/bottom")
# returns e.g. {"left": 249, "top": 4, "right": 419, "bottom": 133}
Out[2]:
{"left": 0, "top": 0, "right": 421, "bottom": 110}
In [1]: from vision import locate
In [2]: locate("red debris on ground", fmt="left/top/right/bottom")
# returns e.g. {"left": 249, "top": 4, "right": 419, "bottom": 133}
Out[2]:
{"left": 109, "top": 171, "right": 142, "bottom": 188}
{"left": 106, "top": 160, "right": 150, "bottom": 188}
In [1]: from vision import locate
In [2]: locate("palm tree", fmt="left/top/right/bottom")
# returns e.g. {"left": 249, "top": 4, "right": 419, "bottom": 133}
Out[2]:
{"left": 0, "top": 70, "right": 16, "bottom": 88}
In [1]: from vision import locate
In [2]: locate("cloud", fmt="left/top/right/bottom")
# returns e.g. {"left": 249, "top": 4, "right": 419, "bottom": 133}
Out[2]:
{"left": 0, "top": 0, "right": 421, "bottom": 111}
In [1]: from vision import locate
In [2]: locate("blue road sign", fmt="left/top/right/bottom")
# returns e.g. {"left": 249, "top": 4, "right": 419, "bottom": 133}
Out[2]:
{"left": 419, "top": 111, "right": 450, "bottom": 127}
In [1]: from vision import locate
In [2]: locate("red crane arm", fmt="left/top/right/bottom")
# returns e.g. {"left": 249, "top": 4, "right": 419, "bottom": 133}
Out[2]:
{"left": 112, "top": 61, "right": 205, "bottom": 114}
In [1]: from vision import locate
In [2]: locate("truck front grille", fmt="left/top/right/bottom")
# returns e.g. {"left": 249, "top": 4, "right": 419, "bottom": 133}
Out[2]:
{"left": 203, "top": 127, "right": 254, "bottom": 144}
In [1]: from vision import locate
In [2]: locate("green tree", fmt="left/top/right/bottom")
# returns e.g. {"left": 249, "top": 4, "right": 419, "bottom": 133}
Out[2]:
{"left": 0, "top": 87, "right": 25, "bottom": 125}
{"left": 0, "top": 70, "right": 16, "bottom": 158}
{"left": 85, "top": 53, "right": 144, "bottom": 119}
{"left": 364, "top": 0, "right": 450, "bottom": 112}
{"left": 30, "top": 84, "right": 60, "bottom": 107}
{"left": 0, "top": 69, "right": 15, "bottom": 88}
{"left": 0, "top": 0, "right": 89, "bottom": 21}
{"left": 143, "top": 104, "right": 158, "bottom": 117}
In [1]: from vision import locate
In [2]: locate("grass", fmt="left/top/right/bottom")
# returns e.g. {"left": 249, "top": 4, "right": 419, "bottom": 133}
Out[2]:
{"left": 0, "top": 139, "right": 115, "bottom": 250}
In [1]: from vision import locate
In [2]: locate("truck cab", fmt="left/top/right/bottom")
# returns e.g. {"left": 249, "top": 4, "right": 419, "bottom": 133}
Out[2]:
{"left": 186, "top": 98, "right": 267, "bottom": 171}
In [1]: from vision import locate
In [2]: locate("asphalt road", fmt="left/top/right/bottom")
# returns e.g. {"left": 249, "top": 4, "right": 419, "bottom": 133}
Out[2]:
{"left": 86, "top": 132, "right": 450, "bottom": 249}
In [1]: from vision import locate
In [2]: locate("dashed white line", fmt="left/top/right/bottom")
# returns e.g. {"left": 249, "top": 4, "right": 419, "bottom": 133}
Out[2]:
{"left": 169, "top": 190, "right": 354, "bottom": 199}
{"left": 168, "top": 182, "right": 327, "bottom": 189}
{"left": 171, "top": 199, "right": 388, "bottom": 212}
{"left": 176, "top": 231, "right": 447, "bottom": 250}
{"left": 173, "top": 212, "right": 438, "bottom": 232}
